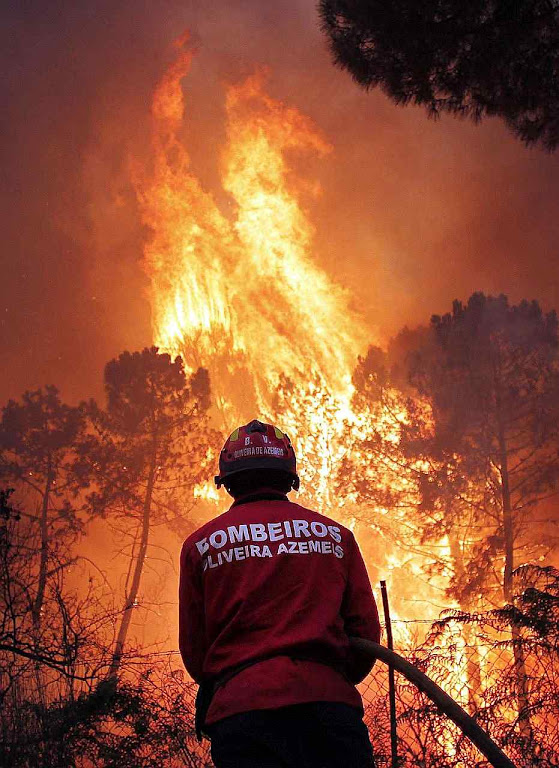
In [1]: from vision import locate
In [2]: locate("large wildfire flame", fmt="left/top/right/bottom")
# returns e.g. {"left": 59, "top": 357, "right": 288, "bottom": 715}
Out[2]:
{"left": 135, "top": 32, "right": 445, "bottom": 590}
{"left": 137, "top": 34, "right": 369, "bottom": 434}
{"left": 136, "top": 31, "right": 458, "bottom": 640}
{"left": 135, "top": 33, "right": 459, "bottom": 602}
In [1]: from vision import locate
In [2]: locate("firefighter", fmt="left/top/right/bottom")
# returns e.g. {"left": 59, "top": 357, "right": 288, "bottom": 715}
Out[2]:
{"left": 179, "top": 419, "right": 381, "bottom": 767}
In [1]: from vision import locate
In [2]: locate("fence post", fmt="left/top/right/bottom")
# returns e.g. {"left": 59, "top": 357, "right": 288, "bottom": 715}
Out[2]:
{"left": 380, "top": 580, "right": 398, "bottom": 768}
{"left": 350, "top": 638, "right": 517, "bottom": 768}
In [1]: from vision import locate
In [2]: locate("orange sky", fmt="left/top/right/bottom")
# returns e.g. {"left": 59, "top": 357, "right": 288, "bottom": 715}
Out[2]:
{"left": 2, "top": 0, "right": 559, "bottom": 406}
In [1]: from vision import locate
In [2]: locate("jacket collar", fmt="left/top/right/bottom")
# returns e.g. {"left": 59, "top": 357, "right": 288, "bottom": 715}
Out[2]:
{"left": 230, "top": 490, "right": 289, "bottom": 507}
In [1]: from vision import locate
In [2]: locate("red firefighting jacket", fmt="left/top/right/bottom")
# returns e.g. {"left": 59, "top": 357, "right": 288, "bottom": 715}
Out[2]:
{"left": 179, "top": 495, "right": 381, "bottom": 725}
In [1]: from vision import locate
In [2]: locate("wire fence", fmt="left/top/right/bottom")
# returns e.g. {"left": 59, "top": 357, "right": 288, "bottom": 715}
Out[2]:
{"left": 357, "top": 621, "right": 559, "bottom": 767}
{"left": 2, "top": 617, "right": 558, "bottom": 767}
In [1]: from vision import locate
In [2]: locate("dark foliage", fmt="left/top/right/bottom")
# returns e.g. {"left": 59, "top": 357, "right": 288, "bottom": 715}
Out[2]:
{"left": 319, "top": 0, "right": 559, "bottom": 149}
{"left": 0, "top": 389, "right": 92, "bottom": 681}
{"left": 400, "top": 294, "right": 559, "bottom": 602}
{"left": 3, "top": 672, "right": 210, "bottom": 768}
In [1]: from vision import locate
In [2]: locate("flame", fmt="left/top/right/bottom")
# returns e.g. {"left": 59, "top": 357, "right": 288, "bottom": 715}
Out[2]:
{"left": 137, "top": 35, "right": 459, "bottom": 612}
{"left": 137, "top": 35, "right": 237, "bottom": 370}
{"left": 137, "top": 35, "right": 369, "bottom": 429}
{"left": 135, "top": 35, "right": 447, "bottom": 609}
{"left": 222, "top": 73, "right": 367, "bottom": 393}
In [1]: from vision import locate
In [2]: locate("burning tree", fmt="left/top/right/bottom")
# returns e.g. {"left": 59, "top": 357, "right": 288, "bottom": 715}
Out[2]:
{"left": 342, "top": 294, "right": 559, "bottom": 752}
{"left": 395, "top": 294, "right": 559, "bottom": 738}
{"left": 136, "top": 33, "right": 369, "bottom": 434}
{"left": 402, "top": 295, "right": 559, "bottom": 601}
{"left": 425, "top": 564, "right": 559, "bottom": 765}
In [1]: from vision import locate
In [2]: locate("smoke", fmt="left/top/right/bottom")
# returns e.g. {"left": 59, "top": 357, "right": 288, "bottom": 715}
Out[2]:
{"left": 2, "top": 0, "right": 559, "bottom": 404}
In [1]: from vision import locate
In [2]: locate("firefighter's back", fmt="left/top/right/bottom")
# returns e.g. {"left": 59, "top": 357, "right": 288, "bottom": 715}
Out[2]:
{"left": 179, "top": 420, "right": 379, "bottom": 767}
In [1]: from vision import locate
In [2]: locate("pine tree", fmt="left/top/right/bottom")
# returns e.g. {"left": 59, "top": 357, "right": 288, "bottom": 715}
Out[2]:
{"left": 319, "top": 0, "right": 559, "bottom": 149}
{"left": 82, "top": 348, "right": 215, "bottom": 678}
{"left": 0, "top": 387, "right": 86, "bottom": 631}
{"left": 400, "top": 293, "right": 559, "bottom": 736}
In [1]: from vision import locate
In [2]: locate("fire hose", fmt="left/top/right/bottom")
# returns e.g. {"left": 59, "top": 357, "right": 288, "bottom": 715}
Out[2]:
{"left": 350, "top": 638, "right": 517, "bottom": 768}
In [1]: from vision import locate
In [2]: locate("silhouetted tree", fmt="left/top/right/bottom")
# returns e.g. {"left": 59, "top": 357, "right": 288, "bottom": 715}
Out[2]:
{"left": 0, "top": 372, "right": 216, "bottom": 766}
{"left": 0, "top": 391, "right": 120, "bottom": 762}
{"left": 400, "top": 293, "right": 559, "bottom": 737}
{"left": 341, "top": 345, "right": 468, "bottom": 639}
{"left": 0, "top": 488, "right": 75, "bottom": 674}
{"left": 406, "top": 295, "right": 559, "bottom": 598}
{"left": 319, "top": 0, "right": 559, "bottom": 150}
{"left": 0, "top": 387, "right": 87, "bottom": 640}
{"left": 348, "top": 295, "right": 559, "bottom": 731}
{"left": 82, "top": 348, "right": 215, "bottom": 678}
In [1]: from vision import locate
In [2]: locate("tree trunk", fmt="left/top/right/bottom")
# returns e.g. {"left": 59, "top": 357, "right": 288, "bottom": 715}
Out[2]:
{"left": 32, "top": 458, "right": 52, "bottom": 630}
{"left": 501, "top": 458, "right": 533, "bottom": 741}
{"left": 32, "top": 458, "right": 53, "bottom": 717}
{"left": 493, "top": 354, "right": 533, "bottom": 741}
{"left": 449, "top": 532, "right": 482, "bottom": 714}
{"left": 108, "top": 438, "right": 157, "bottom": 679}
